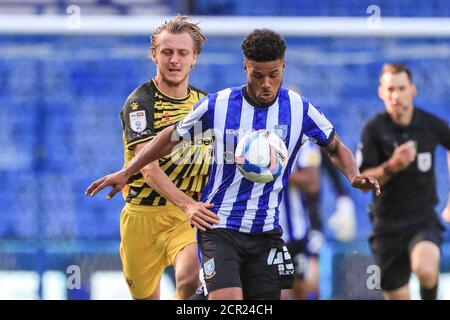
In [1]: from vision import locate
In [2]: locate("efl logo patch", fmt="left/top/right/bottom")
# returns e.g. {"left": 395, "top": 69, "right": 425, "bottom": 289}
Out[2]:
{"left": 130, "top": 111, "right": 146, "bottom": 133}
{"left": 203, "top": 258, "right": 216, "bottom": 279}
{"left": 417, "top": 152, "right": 431, "bottom": 172}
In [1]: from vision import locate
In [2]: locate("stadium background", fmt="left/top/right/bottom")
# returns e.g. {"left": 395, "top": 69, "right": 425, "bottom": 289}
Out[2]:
{"left": 0, "top": 0, "right": 449, "bottom": 299}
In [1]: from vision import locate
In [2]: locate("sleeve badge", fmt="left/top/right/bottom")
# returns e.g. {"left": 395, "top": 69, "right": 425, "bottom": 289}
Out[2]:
{"left": 129, "top": 111, "right": 146, "bottom": 133}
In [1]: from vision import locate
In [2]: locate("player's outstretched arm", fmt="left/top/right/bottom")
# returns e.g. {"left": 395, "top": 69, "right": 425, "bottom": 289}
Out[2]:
{"left": 322, "top": 134, "right": 380, "bottom": 197}
{"left": 136, "top": 143, "right": 220, "bottom": 231}
{"left": 144, "top": 161, "right": 220, "bottom": 230}
{"left": 85, "top": 125, "right": 179, "bottom": 199}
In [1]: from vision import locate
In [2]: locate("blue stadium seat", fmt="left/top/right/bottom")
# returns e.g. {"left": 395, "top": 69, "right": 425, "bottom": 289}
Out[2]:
{"left": 1, "top": 34, "right": 449, "bottom": 241}
{"left": 190, "top": 0, "right": 450, "bottom": 16}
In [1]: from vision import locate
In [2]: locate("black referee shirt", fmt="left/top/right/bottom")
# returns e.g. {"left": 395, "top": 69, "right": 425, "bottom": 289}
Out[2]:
{"left": 358, "top": 108, "right": 450, "bottom": 234}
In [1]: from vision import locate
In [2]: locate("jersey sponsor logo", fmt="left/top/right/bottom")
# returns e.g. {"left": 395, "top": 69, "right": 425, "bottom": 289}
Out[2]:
{"left": 226, "top": 126, "right": 288, "bottom": 141}
{"left": 189, "top": 137, "right": 213, "bottom": 146}
{"left": 222, "top": 127, "right": 289, "bottom": 163}
{"left": 417, "top": 152, "right": 432, "bottom": 172}
{"left": 130, "top": 111, "right": 146, "bottom": 133}
{"left": 203, "top": 258, "right": 216, "bottom": 279}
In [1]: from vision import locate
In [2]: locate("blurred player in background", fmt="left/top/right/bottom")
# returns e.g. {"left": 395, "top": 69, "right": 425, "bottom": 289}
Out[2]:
{"left": 279, "top": 87, "right": 356, "bottom": 300}
{"left": 322, "top": 149, "right": 357, "bottom": 243}
{"left": 115, "top": 15, "right": 217, "bottom": 300}
{"left": 279, "top": 141, "right": 356, "bottom": 300}
{"left": 279, "top": 141, "right": 323, "bottom": 300}
{"left": 284, "top": 85, "right": 356, "bottom": 244}
{"left": 357, "top": 63, "right": 450, "bottom": 300}
{"left": 87, "top": 29, "right": 380, "bottom": 300}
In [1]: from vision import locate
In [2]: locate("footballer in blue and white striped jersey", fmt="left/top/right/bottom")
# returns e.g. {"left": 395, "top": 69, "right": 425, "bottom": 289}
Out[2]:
{"left": 175, "top": 86, "right": 334, "bottom": 234}
{"left": 278, "top": 141, "right": 322, "bottom": 244}
{"left": 86, "top": 28, "right": 380, "bottom": 300}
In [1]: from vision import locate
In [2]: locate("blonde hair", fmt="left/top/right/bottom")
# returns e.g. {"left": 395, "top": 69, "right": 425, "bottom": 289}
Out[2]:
{"left": 151, "top": 15, "right": 206, "bottom": 55}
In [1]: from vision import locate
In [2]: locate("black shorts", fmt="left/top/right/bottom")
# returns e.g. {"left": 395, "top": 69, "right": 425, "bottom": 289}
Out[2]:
{"left": 369, "top": 221, "right": 444, "bottom": 291}
{"left": 198, "top": 227, "right": 294, "bottom": 300}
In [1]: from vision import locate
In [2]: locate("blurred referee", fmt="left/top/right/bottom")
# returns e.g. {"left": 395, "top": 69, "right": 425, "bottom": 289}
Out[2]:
{"left": 357, "top": 63, "right": 450, "bottom": 300}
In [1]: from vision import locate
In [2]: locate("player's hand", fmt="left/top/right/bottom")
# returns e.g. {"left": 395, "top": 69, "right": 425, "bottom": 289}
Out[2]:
{"left": 442, "top": 203, "right": 450, "bottom": 223}
{"left": 184, "top": 201, "right": 220, "bottom": 232}
{"left": 351, "top": 175, "right": 380, "bottom": 197}
{"left": 388, "top": 140, "right": 417, "bottom": 172}
{"left": 85, "top": 169, "right": 130, "bottom": 199}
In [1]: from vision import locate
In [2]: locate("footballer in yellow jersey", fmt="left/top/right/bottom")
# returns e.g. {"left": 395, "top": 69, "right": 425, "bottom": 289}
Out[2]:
{"left": 121, "top": 79, "right": 211, "bottom": 206}
{"left": 114, "top": 16, "right": 218, "bottom": 300}
{"left": 119, "top": 78, "right": 213, "bottom": 300}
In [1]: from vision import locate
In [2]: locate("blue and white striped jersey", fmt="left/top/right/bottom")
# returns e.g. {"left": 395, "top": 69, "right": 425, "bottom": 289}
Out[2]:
{"left": 279, "top": 141, "right": 321, "bottom": 243}
{"left": 175, "top": 86, "right": 334, "bottom": 233}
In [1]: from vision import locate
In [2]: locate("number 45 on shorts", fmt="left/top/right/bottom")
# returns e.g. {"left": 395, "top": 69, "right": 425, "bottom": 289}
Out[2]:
{"left": 267, "top": 246, "right": 294, "bottom": 276}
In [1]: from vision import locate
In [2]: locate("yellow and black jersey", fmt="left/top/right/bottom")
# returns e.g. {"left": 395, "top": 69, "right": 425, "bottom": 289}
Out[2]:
{"left": 119, "top": 79, "right": 212, "bottom": 206}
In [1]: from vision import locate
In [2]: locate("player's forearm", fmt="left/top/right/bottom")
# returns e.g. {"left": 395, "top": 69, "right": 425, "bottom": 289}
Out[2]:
{"left": 360, "top": 165, "right": 392, "bottom": 187}
{"left": 322, "top": 153, "right": 348, "bottom": 196}
{"left": 327, "top": 142, "right": 360, "bottom": 183}
{"left": 141, "top": 163, "right": 195, "bottom": 211}
{"left": 123, "top": 126, "right": 178, "bottom": 177}
{"left": 323, "top": 134, "right": 359, "bottom": 182}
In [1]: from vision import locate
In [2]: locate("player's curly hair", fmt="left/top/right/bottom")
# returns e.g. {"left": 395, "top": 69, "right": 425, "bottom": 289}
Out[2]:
{"left": 241, "top": 29, "right": 286, "bottom": 62}
{"left": 151, "top": 15, "right": 206, "bottom": 55}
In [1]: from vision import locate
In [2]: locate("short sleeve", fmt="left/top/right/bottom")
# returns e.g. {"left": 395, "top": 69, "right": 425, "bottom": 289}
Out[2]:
{"left": 357, "top": 121, "right": 382, "bottom": 172}
{"left": 430, "top": 114, "right": 450, "bottom": 150}
{"left": 302, "top": 100, "right": 335, "bottom": 147}
{"left": 174, "top": 95, "right": 212, "bottom": 141}
{"left": 120, "top": 98, "right": 155, "bottom": 150}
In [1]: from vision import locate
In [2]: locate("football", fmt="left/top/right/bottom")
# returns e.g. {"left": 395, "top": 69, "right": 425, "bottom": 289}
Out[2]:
{"left": 234, "top": 130, "right": 288, "bottom": 183}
